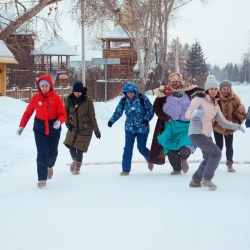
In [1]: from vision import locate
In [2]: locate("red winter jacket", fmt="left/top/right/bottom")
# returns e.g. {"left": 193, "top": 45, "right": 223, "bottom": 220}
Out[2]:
{"left": 19, "top": 75, "right": 66, "bottom": 135}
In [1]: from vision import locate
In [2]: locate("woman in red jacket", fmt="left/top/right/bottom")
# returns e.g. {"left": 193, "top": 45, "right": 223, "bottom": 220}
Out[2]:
{"left": 16, "top": 75, "right": 66, "bottom": 188}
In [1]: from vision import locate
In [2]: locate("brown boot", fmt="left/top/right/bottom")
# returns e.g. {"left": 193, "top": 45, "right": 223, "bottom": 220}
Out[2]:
{"left": 201, "top": 178, "right": 217, "bottom": 191}
{"left": 37, "top": 180, "right": 47, "bottom": 188}
{"left": 120, "top": 172, "right": 129, "bottom": 176}
{"left": 72, "top": 161, "right": 82, "bottom": 175}
{"left": 148, "top": 162, "right": 154, "bottom": 171}
{"left": 226, "top": 160, "right": 236, "bottom": 172}
{"left": 189, "top": 179, "right": 201, "bottom": 187}
{"left": 70, "top": 157, "right": 76, "bottom": 173}
{"left": 181, "top": 159, "right": 189, "bottom": 173}
{"left": 47, "top": 168, "right": 53, "bottom": 179}
{"left": 170, "top": 170, "right": 182, "bottom": 175}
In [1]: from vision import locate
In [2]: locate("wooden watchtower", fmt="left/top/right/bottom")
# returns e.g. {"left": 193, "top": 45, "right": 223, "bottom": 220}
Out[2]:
{"left": 98, "top": 24, "right": 137, "bottom": 80}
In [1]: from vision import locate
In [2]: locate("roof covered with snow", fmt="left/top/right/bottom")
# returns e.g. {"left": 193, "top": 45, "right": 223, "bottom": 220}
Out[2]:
{"left": 99, "top": 25, "right": 131, "bottom": 40}
{"left": 31, "top": 36, "right": 79, "bottom": 56}
{"left": 0, "top": 40, "right": 18, "bottom": 64}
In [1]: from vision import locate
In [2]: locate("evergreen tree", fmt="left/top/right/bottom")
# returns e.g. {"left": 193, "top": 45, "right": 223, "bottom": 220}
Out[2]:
{"left": 239, "top": 57, "right": 250, "bottom": 83}
{"left": 185, "top": 41, "right": 208, "bottom": 88}
{"left": 231, "top": 64, "right": 240, "bottom": 82}
{"left": 227, "top": 63, "right": 233, "bottom": 81}
{"left": 211, "top": 65, "right": 222, "bottom": 81}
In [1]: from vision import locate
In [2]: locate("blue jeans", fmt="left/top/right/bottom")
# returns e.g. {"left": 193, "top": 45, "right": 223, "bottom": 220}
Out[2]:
{"left": 122, "top": 131, "right": 150, "bottom": 172}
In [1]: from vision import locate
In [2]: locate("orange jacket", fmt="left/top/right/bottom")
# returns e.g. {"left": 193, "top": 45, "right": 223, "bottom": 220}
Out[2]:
{"left": 19, "top": 75, "right": 66, "bottom": 135}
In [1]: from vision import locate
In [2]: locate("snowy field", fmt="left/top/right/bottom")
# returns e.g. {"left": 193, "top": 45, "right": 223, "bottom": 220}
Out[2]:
{"left": 1, "top": 85, "right": 250, "bottom": 250}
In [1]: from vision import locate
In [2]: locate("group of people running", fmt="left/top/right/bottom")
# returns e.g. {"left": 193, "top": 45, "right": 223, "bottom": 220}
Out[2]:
{"left": 17, "top": 73, "right": 250, "bottom": 190}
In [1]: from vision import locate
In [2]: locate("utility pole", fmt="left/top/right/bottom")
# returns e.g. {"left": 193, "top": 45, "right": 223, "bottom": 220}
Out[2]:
{"left": 81, "top": 0, "right": 86, "bottom": 85}
{"left": 175, "top": 37, "right": 179, "bottom": 73}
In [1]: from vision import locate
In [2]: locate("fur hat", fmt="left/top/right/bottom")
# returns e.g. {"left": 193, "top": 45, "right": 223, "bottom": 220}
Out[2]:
{"left": 39, "top": 79, "right": 51, "bottom": 88}
{"left": 205, "top": 75, "right": 219, "bottom": 91}
{"left": 73, "top": 81, "right": 84, "bottom": 92}
{"left": 168, "top": 72, "right": 182, "bottom": 83}
{"left": 219, "top": 80, "right": 232, "bottom": 90}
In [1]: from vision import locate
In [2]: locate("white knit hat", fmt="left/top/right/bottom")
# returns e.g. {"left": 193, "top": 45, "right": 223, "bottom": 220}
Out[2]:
{"left": 205, "top": 75, "right": 219, "bottom": 91}
{"left": 39, "top": 79, "right": 51, "bottom": 88}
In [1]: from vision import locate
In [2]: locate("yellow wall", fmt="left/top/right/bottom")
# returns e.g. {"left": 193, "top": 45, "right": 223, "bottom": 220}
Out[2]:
{"left": 0, "top": 63, "right": 6, "bottom": 96}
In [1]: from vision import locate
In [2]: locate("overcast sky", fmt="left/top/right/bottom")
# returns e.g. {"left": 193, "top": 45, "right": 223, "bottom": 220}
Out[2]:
{"left": 59, "top": 0, "right": 250, "bottom": 69}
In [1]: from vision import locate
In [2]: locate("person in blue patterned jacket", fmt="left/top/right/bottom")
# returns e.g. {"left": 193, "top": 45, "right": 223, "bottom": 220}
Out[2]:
{"left": 108, "top": 81, "right": 154, "bottom": 175}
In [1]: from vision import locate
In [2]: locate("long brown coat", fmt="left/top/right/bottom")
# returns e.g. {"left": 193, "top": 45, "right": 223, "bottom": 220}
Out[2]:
{"left": 64, "top": 94, "right": 99, "bottom": 152}
{"left": 213, "top": 90, "right": 246, "bottom": 136}
{"left": 148, "top": 88, "right": 200, "bottom": 165}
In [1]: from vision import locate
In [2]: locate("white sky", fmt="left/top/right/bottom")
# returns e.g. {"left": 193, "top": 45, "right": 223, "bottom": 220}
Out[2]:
{"left": 58, "top": 0, "right": 250, "bottom": 69}
{"left": 1, "top": 85, "right": 250, "bottom": 249}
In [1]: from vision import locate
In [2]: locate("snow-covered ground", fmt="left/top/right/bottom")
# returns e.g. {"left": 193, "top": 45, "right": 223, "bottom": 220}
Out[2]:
{"left": 1, "top": 85, "right": 250, "bottom": 250}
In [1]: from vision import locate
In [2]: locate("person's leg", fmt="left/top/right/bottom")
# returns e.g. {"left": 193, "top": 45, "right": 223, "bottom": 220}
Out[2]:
{"left": 47, "top": 131, "right": 61, "bottom": 168}
{"left": 179, "top": 146, "right": 191, "bottom": 173}
{"left": 69, "top": 146, "right": 77, "bottom": 173}
{"left": 190, "top": 134, "right": 222, "bottom": 184}
{"left": 225, "top": 134, "right": 234, "bottom": 162}
{"left": 72, "top": 149, "right": 84, "bottom": 175}
{"left": 225, "top": 134, "right": 235, "bottom": 172}
{"left": 136, "top": 133, "right": 150, "bottom": 161}
{"left": 213, "top": 130, "right": 224, "bottom": 151}
{"left": 34, "top": 132, "right": 49, "bottom": 181}
{"left": 122, "top": 131, "right": 136, "bottom": 172}
{"left": 167, "top": 150, "right": 182, "bottom": 171}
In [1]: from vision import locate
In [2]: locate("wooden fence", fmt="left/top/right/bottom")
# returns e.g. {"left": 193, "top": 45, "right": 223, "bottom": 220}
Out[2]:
{"left": 6, "top": 86, "right": 72, "bottom": 102}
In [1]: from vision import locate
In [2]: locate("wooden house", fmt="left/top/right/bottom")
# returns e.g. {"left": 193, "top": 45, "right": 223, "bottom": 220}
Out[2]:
{"left": 0, "top": 40, "right": 18, "bottom": 96}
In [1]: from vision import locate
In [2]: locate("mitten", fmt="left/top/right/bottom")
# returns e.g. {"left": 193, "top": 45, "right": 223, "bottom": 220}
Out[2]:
{"left": 142, "top": 119, "right": 149, "bottom": 125}
{"left": 192, "top": 109, "right": 205, "bottom": 118}
{"left": 66, "top": 124, "right": 72, "bottom": 131}
{"left": 108, "top": 121, "right": 113, "bottom": 128}
{"left": 53, "top": 120, "right": 61, "bottom": 129}
{"left": 95, "top": 131, "right": 101, "bottom": 139}
{"left": 245, "top": 119, "right": 250, "bottom": 128}
{"left": 16, "top": 127, "right": 24, "bottom": 136}
{"left": 232, "top": 124, "right": 245, "bottom": 133}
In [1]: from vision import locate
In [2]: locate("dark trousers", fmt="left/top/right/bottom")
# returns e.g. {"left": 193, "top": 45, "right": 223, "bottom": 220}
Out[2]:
{"left": 122, "top": 131, "right": 150, "bottom": 172}
{"left": 213, "top": 130, "right": 233, "bottom": 162}
{"left": 190, "top": 134, "right": 222, "bottom": 182}
{"left": 34, "top": 131, "right": 61, "bottom": 181}
{"left": 167, "top": 146, "right": 191, "bottom": 171}
{"left": 70, "top": 146, "right": 83, "bottom": 162}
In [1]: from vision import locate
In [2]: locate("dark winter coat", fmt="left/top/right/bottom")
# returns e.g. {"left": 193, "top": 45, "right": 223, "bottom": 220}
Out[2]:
{"left": 64, "top": 91, "right": 99, "bottom": 152}
{"left": 213, "top": 90, "right": 246, "bottom": 135}
{"left": 148, "top": 88, "right": 201, "bottom": 165}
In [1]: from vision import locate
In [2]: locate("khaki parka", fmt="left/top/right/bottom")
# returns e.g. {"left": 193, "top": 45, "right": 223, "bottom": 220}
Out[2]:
{"left": 64, "top": 93, "right": 99, "bottom": 152}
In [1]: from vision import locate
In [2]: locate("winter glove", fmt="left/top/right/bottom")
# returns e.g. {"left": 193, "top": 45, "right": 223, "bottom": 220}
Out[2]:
{"left": 16, "top": 127, "right": 24, "bottom": 136}
{"left": 142, "top": 119, "right": 149, "bottom": 125}
{"left": 66, "top": 124, "right": 72, "bottom": 131}
{"left": 108, "top": 121, "right": 113, "bottom": 128}
{"left": 245, "top": 119, "right": 250, "bottom": 128}
{"left": 95, "top": 131, "right": 101, "bottom": 139}
{"left": 232, "top": 124, "right": 245, "bottom": 133}
{"left": 53, "top": 120, "right": 61, "bottom": 129}
{"left": 192, "top": 109, "right": 205, "bottom": 119}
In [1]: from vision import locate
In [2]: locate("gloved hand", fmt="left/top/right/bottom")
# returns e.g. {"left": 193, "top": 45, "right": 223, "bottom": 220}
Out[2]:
{"left": 108, "top": 121, "right": 113, "bottom": 128}
{"left": 95, "top": 131, "right": 101, "bottom": 139}
{"left": 142, "top": 119, "right": 149, "bottom": 125}
{"left": 245, "top": 119, "right": 250, "bottom": 128}
{"left": 232, "top": 124, "right": 245, "bottom": 133}
{"left": 53, "top": 120, "right": 61, "bottom": 129}
{"left": 16, "top": 127, "right": 24, "bottom": 136}
{"left": 66, "top": 124, "right": 72, "bottom": 131}
{"left": 192, "top": 109, "right": 205, "bottom": 118}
